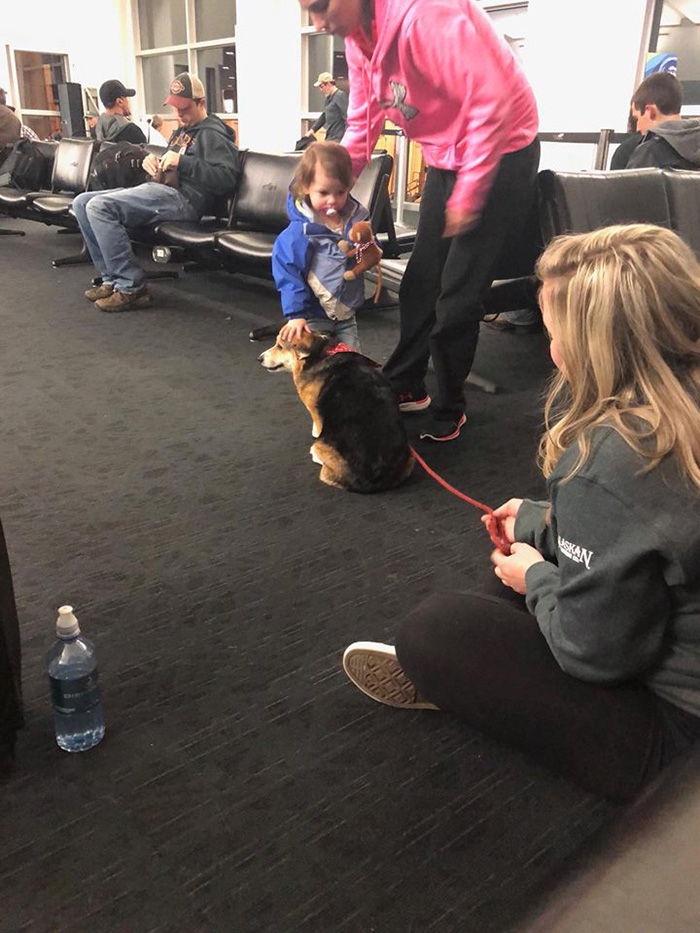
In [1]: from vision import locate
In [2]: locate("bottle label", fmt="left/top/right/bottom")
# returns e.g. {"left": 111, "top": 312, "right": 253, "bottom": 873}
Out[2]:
{"left": 49, "top": 672, "right": 101, "bottom": 714}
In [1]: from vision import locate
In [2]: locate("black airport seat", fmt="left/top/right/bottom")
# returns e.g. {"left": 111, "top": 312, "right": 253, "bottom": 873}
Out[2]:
{"left": 28, "top": 137, "right": 97, "bottom": 225}
{"left": 215, "top": 151, "right": 396, "bottom": 277}
{"left": 0, "top": 140, "right": 57, "bottom": 217}
{"left": 538, "top": 167, "right": 671, "bottom": 242}
{"left": 660, "top": 169, "right": 700, "bottom": 259}
{"left": 213, "top": 150, "right": 302, "bottom": 273}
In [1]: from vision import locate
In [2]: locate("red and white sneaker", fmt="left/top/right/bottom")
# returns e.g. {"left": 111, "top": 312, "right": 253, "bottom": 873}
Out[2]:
{"left": 397, "top": 390, "right": 431, "bottom": 412}
{"left": 419, "top": 413, "right": 467, "bottom": 442}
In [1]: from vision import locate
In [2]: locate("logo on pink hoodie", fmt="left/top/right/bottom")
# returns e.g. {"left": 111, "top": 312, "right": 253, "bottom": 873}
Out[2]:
{"left": 378, "top": 81, "right": 419, "bottom": 121}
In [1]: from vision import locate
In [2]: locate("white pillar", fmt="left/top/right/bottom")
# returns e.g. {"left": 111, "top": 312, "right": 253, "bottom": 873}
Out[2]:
{"left": 523, "top": 0, "right": 655, "bottom": 133}
{"left": 236, "top": 0, "right": 301, "bottom": 152}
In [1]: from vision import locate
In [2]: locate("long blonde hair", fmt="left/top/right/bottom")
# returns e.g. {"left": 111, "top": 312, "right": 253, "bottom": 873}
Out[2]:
{"left": 535, "top": 224, "right": 700, "bottom": 489}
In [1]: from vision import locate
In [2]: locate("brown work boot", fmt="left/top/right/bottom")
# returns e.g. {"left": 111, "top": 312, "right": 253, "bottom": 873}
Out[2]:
{"left": 95, "top": 286, "right": 152, "bottom": 313}
{"left": 84, "top": 282, "right": 114, "bottom": 302}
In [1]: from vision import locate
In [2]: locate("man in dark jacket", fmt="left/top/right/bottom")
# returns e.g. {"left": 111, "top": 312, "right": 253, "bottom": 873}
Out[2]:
{"left": 626, "top": 72, "right": 700, "bottom": 171}
{"left": 309, "top": 72, "right": 349, "bottom": 143}
{"left": 72, "top": 73, "right": 241, "bottom": 312}
{"left": 94, "top": 79, "right": 147, "bottom": 145}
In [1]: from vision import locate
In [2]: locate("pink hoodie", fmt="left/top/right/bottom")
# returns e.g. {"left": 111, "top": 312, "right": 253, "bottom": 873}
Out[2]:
{"left": 343, "top": 0, "right": 539, "bottom": 217}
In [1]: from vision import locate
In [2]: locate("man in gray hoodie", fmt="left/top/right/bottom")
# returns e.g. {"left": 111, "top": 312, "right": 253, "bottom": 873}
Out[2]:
{"left": 627, "top": 72, "right": 700, "bottom": 171}
{"left": 94, "top": 79, "right": 146, "bottom": 145}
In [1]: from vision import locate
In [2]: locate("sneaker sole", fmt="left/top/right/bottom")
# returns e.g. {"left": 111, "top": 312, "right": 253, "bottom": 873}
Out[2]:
{"left": 342, "top": 642, "right": 438, "bottom": 709}
{"left": 398, "top": 396, "right": 431, "bottom": 413}
{"left": 420, "top": 413, "right": 467, "bottom": 442}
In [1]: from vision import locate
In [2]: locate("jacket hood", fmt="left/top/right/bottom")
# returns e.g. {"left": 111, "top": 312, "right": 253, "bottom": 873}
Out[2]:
{"left": 651, "top": 119, "right": 700, "bottom": 165}
{"left": 95, "top": 114, "right": 131, "bottom": 141}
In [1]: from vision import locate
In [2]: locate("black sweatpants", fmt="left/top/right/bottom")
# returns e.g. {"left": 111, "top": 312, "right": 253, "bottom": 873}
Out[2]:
{"left": 394, "top": 590, "right": 700, "bottom": 803}
{"left": 383, "top": 138, "right": 540, "bottom": 420}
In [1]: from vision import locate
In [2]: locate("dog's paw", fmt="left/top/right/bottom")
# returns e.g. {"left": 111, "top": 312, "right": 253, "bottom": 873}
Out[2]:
{"left": 311, "top": 422, "right": 320, "bottom": 438}
{"left": 310, "top": 445, "right": 323, "bottom": 465}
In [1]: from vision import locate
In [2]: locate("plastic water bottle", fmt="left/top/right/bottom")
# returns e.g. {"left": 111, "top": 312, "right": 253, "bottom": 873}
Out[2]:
{"left": 46, "top": 605, "right": 105, "bottom": 752}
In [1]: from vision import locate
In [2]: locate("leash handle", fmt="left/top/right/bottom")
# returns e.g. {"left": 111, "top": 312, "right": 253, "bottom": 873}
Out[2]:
{"left": 409, "top": 446, "right": 511, "bottom": 555}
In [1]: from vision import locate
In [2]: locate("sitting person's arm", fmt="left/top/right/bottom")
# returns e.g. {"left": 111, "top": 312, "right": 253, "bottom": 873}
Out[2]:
{"left": 272, "top": 227, "right": 313, "bottom": 340}
{"left": 492, "top": 498, "right": 556, "bottom": 560}
{"left": 177, "top": 129, "right": 240, "bottom": 196}
{"left": 523, "top": 474, "right": 670, "bottom": 683}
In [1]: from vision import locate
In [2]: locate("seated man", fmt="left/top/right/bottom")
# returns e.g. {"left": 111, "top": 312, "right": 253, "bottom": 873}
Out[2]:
{"left": 93, "top": 79, "right": 146, "bottom": 145}
{"left": 626, "top": 72, "right": 700, "bottom": 171}
{"left": 73, "top": 73, "right": 240, "bottom": 312}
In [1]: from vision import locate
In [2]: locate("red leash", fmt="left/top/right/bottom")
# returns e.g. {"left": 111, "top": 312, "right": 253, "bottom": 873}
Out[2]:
{"left": 409, "top": 446, "right": 511, "bottom": 555}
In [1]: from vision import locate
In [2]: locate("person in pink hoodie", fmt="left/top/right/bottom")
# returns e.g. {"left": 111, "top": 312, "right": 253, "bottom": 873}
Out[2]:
{"left": 299, "top": 0, "right": 539, "bottom": 441}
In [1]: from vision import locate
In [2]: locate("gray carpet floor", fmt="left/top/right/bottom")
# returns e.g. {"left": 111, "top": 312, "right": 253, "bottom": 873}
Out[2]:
{"left": 0, "top": 220, "right": 615, "bottom": 933}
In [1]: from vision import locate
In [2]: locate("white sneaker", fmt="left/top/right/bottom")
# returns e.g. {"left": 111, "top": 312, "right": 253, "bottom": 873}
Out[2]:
{"left": 342, "top": 641, "right": 439, "bottom": 710}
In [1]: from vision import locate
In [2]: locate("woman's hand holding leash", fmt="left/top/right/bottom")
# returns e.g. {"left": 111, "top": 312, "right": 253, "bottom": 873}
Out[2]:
{"left": 488, "top": 498, "right": 524, "bottom": 546}
{"left": 490, "top": 543, "right": 544, "bottom": 595}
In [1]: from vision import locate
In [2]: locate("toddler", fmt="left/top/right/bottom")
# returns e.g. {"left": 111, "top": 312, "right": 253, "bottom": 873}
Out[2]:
{"left": 272, "top": 141, "right": 375, "bottom": 351}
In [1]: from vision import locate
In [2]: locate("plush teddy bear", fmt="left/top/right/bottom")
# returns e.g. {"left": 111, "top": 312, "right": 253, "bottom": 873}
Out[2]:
{"left": 338, "top": 220, "right": 384, "bottom": 303}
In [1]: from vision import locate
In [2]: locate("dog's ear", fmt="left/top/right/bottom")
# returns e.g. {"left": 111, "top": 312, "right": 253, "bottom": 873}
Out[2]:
{"left": 296, "top": 332, "right": 328, "bottom": 367}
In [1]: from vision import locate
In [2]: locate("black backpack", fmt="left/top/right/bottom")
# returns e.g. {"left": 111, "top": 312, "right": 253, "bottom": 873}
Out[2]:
{"left": 0, "top": 139, "right": 52, "bottom": 190}
{"left": 89, "top": 142, "right": 149, "bottom": 191}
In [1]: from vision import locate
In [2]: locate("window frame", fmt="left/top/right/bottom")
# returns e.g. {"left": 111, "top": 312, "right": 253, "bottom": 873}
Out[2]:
{"left": 131, "top": 0, "right": 238, "bottom": 121}
{"left": 4, "top": 45, "right": 71, "bottom": 126}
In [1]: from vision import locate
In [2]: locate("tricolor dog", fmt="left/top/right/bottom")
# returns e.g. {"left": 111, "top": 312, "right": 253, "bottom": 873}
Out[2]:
{"left": 259, "top": 331, "right": 414, "bottom": 493}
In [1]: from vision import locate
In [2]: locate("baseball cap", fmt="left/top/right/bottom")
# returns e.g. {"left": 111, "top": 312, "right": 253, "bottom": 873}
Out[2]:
{"left": 314, "top": 72, "right": 334, "bottom": 87}
{"left": 165, "top": 73, "right": 206, "bottom": 108}
{"left": 99, "top": 79, "right": 136, "bottom": 107}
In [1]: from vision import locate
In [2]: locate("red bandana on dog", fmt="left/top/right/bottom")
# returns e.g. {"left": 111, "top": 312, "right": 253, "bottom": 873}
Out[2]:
{"left": 326, "top": 343, "right": 381, "bottom": 367}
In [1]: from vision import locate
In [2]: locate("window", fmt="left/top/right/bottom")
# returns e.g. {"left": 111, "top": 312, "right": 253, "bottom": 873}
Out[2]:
{"left": 196, "top": 46, "right": 237, "bottom": 115}
{"left": 651, "top": 1, "right": 700, "bottom": 110}
{"left": 9, "top": 49, "right": 69, "bottom": 139}
{"left": 195, "top": 0, "right": 236, "bottom": 44}
{"left": 135, "top": 0, "right": 238, "bottom": 124}
{"left": 300, "top": 9, "right": 347, "bottom": 131}
{"left": 138, "top": 0, "right": 187, "bottom": 51}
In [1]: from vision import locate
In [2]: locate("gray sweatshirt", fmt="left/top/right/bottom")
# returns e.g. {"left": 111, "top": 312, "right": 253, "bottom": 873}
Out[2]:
{"left": 515, "top": 425, "right": 700, "bottom": 717}
{"left": 626, "top": 118, "right": 700, "bottom": 170}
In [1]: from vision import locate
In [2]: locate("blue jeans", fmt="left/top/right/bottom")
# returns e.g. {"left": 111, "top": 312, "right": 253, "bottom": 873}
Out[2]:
{"left": 72, "top": 183, "right": 198, "bottom": 293}
{"left": 306, "top": 315, "right": 360, "bottom": 350}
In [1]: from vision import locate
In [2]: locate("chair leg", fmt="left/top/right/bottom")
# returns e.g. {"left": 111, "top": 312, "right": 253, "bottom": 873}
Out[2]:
{"left": 146, "top": 269, "right": 180, "bottom": 281}
{"left": 53, "top": 241, "right": 91, "bottom": 267}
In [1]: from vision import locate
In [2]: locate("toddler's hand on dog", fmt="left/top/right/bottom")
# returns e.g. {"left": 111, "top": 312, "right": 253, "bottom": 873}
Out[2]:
{"left": 280, "top": 319, "right": 311, "bottom": 342}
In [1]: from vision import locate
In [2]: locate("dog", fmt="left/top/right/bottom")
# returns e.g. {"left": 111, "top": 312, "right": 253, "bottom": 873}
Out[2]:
{"left": 259, "top": 330, "right": 414, "bottom": 493}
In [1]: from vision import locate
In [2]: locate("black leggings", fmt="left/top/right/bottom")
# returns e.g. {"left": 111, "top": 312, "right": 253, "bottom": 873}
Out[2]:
{"left": 383, "top": 138, "right": 540, "bottom": 421}
{"left": 395, "top": 590, "right": 700, "bottom": 802}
